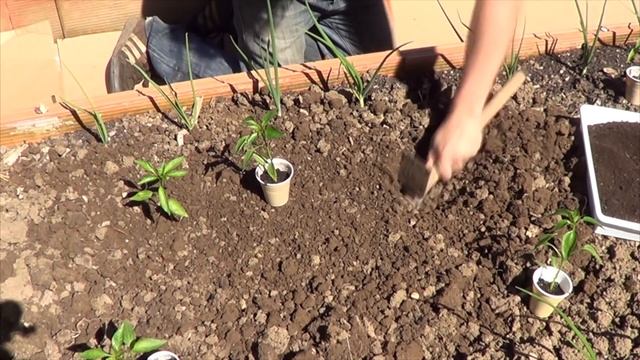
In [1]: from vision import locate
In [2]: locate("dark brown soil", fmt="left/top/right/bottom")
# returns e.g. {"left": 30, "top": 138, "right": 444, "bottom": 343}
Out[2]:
{"left": 1, "top": 46, "right": 639, "bottom": 360}
{"left": 537, "top": 279, "right": 566, "bottom": 296}
{"left": 589, "top": 122, "right": 640, "bottom": 222}
{"left": 260, "top": 169, "right": 291, "bottom": 184}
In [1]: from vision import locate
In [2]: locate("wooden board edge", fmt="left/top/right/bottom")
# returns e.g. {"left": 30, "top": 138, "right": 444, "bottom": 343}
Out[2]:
{"left": 1, "top": 23, "right": 638, "bottom": 147}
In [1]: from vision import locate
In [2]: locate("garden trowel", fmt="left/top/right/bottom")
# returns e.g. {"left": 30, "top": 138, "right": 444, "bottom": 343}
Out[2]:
{"left": 399, "top": 71, "right": 526, "bottom": 207}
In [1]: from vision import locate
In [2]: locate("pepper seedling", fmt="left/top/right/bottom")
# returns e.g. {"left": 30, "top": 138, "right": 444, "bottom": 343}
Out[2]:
{"left": 80, "top": 321, "right": 166, "bottom": 360}
{"left": 536, "top": 209, "right": 602, "bottom": 290}
{"left": 129, "top": 156, "right": 188, "bottom": 219}
{"left": 234, "top": 110, "right": 284, "bottom": 182}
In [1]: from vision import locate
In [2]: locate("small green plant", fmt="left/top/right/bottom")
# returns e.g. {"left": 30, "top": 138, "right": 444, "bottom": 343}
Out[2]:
{"left": 304, "top": 0, "right": 409, "bottom": 108}
{"left": 504, "top": 20, "right": 526, "bottom": 80}
{"left": 59, "top": 64, "right": 109, "bottom": 144}
{"left": 536, "top": 209, "right": 602, "bottom": 290}
{"left": 130, "top": 33, "right": 202, "bottom": 131}
{"left": 234, "top": 110, "right": 284, "bottom": 182}
{"left": 130, "top": 156, "right": 188, "bottom": 219}
{"left": 574, "top": 0, "right": 608, "bottom": 75}
{"left": 627, "top": 0, "right": 640, "bottom": 63}
{"left": 80, "top": 321, "right": 166, "bottom": 360}
{"left": 231, "top": 0, "right": 281, "bottom": 116}
{"left": 517, "top": 287, "right": 596, "bottom": 360}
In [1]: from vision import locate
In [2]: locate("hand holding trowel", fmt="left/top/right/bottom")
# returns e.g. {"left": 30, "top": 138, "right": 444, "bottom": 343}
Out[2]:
{"left": 399, "top": 71, "right": 526, "bottom": 207}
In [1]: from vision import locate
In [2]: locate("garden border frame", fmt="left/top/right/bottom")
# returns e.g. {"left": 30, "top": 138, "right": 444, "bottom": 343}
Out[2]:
{"left": 0, "top": 23, "right": 638, "bottom": 147}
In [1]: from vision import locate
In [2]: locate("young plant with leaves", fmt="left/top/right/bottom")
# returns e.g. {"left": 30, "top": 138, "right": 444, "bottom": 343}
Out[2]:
{"left": 80, "top": 321, "right": 166, "bottom": 360}
{"left": 234, "top": 110, "right": 284, "bottom": 182}
{"left": 59, "top": 64, "right": 109, "bottom": 143}
{"left": 628, "top": 0, "right": 640, "bottom": 63}
{"left": 504, "top": 20, "right": 526, "bottom": 80}
{"left": 574, "top": 0, "right": 608, "bottom": 75}
{"left": 517, "top": 287, "right": 596, "bottom": 360}
{"left": 129, "top": 33, "right": 202, "bottom": 131}
{"left": 230, "top": 0, "right": 281, "bottom": 116}
{"left": 536, "top": 209, "right": 602, "bottom": 290}
{"left": 304, "top": 0, "right": 409, "bottom": 108}
{"left": 130, "top": 156, "right": 188, "bottom": 219}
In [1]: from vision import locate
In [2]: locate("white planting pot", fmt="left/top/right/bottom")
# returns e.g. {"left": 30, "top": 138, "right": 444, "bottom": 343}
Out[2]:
{"left": 255, "top": 158, "right": 294, "bottom": 207}
{"left": 147, "top": 351, "right": 180, "bottom": 360}
{"left": 625, "top": 66, "right": 640, "bottom": 106}
{"left": 529, "top": 266, "right": 573, "bottom": 318}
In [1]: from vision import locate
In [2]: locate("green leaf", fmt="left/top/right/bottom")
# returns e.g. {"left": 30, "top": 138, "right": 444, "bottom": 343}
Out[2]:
{"left": 555, "top": 208, "right": 572, "bottom": 220}
{"left": 561, "top": 230, "right": 577, "bottom": 260}
{"left": 244, "top": 117, "right": 261, "bottom": 132}
{"left": 131, "top": 338, "right": 166, "bottom": 353}
{"left": 163, "top": 156, "right": 185, "bottom": 175}
{"left": 166, "top": 169, "right": 188, "bottom": 178}
{"left": 189, "top": 96, "right": 203, "bottom": 130}
{"left": 553, "top": 219, "right": 569, "bottom": 231}
{"left": 130, "top": 190, "right": 154, "bottom": 202}
{"left": 581, "top": 216, "right": 598, "bottom": 226}
{"left": 234, "top": 134, "right": 251, "bottom": 153}
{"left": 158, "top": 186, "right": 171, "bottom": 216}
{"left": 80, "top": 348, "right": 110, "bottom": 360}
{"left": 168, "top": 198, "right": 188, "bottom": 218}
{"left": 111, "top": 324, "right": 124, "bottom": 352}
{"left": 582, "top": 244, "right": 603, "bottom": 264}
{"left": 93, "top": 112, "right": 110, "bottom": 144}
{"left": 267, "top": 162, "right": 278, "bottom": 182}
{"left": 265, "top": 125, "right": 284, "bottom": 140}
{"left": 535, "top": 233, "right": 554, "bottom": 248}
{"left": 261, "top": 110, "right": 277, "bottom": 126}
{"left": 121, "top": 321, "right": 136, "bottom": 348}
{"left": 135, "top": 160, "right": 156, "bottom": 175}
{"left": 241, "top": 149, "right": 255, "bottom": 169}
{"left": 137, "top": 175, "right": 159, "bottom": 186}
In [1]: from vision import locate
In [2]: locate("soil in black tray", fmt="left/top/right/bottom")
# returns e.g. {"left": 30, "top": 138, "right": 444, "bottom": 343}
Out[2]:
{"left": 259, "top": 168, "right": 290, "bottom": 183}
{"left": 589, "top": 122, "right": 640, "bottom": 222}
{"left": 537, "top": 279, "right": 566, "bottom": 296}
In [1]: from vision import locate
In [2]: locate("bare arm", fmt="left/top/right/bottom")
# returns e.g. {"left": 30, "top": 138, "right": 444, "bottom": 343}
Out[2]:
{"left": 428, "top": 0, "right": 521, "bottom": 180}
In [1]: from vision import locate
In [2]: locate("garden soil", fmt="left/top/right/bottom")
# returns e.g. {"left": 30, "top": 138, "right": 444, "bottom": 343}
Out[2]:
{"left": 589, "top": 122, "right": 640, "bottom": 223}
{"left": 1, "top": 46, "right": 639, "bottom": 360}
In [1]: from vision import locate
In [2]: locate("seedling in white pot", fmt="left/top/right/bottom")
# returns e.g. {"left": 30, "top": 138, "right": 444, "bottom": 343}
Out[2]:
{"left": 625, "top": 65, "right": 640, "bottom": 105}
{"left": 531, "top": 209, "right": 603, "bottom": 318}
{"left": 235, "top": 110, "right": 293, "bottom": 207}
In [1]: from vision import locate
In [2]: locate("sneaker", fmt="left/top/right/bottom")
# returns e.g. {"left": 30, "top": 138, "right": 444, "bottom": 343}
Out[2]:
{"left": 106, "top": 17, "right": 149, "bottom": 93}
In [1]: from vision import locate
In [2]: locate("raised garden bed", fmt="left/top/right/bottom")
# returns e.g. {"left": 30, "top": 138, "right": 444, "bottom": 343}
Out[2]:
{"left": 1, "top": 44, "right": 639, "bottom": 360}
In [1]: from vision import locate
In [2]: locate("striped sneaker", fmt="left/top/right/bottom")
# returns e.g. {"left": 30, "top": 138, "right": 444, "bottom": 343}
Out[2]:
{"left": 106, "top": 17, "right": 148, "bottom": 93}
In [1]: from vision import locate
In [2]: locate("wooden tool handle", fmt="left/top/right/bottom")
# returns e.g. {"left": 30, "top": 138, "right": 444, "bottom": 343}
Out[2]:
{"left": 426, "top": 71, "right": 526, "bottom": 192}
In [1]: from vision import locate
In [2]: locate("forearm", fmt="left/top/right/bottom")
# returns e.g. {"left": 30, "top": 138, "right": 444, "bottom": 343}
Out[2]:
{"left": 451, "top": 0, "right": 521, "bottom": 120}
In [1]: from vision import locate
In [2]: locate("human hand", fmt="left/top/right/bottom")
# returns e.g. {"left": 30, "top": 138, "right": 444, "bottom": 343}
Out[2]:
{"left": 426, "top": 110, "right": 484, "bottom": 182}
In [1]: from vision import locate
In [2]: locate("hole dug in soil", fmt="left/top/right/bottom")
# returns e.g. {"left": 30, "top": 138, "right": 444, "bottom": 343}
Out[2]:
{"left": 0, "top": 46, "right": 639, "bottom": 360}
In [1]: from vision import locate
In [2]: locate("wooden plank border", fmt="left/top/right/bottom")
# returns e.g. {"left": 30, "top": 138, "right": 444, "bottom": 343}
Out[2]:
{"left": 1, "top": 23, "right": 637, "bottom": 147}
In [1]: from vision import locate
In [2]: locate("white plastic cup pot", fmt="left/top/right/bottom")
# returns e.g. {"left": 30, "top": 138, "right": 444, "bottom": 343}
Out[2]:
{"left": 625, "top": 66, "right": 640, "bottom": 106}
{"left": 529, "top": 266, "right": 573, "bottom": 318}
{"left": 255, "top": 158, "right": 294, "bottom": 207}
{"left": 147, "top": 351, "right": 180, "bottom": 360}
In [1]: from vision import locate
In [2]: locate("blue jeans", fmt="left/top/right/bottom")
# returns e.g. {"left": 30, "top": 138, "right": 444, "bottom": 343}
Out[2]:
{"left": 146, "top": 0, "right": 392, "bottom": 83}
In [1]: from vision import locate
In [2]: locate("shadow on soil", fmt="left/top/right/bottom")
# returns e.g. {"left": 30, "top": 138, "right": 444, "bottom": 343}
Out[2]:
{"left": 205, "top": 144, "right": 265, "bottom": 201}
{"left": 59, "top": 103, "right": 103, "bottom": 143}
{"left": 0, "top": 300, "right": 36, "bottom": 360}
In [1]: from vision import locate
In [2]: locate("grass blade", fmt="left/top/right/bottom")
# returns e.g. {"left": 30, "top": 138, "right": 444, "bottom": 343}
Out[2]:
{"left": 517, "top": 287, "right": 596, "bottom": 360}
{"left": 361, "top": 42, "right": 410, "bottom": 99}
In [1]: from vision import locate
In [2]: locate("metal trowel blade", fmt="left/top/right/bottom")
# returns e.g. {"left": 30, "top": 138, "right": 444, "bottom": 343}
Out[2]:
{"left": 398, "top": 152, "right": 429, "bottom": 207}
